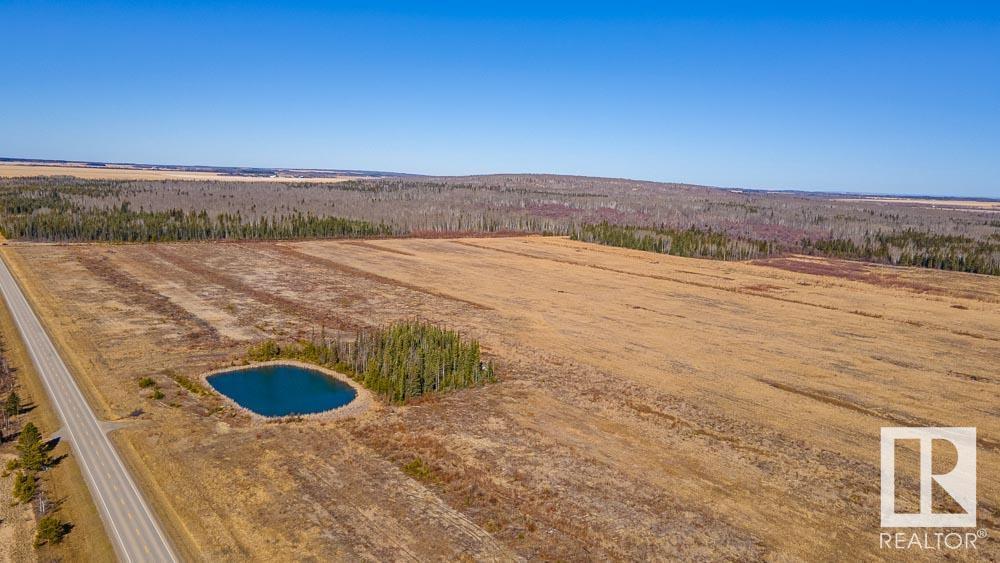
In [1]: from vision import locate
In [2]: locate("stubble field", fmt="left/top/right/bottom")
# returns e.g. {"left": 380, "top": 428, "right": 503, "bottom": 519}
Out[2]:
{"left": 2, "top": 235, "right": 997, "bottom": 561}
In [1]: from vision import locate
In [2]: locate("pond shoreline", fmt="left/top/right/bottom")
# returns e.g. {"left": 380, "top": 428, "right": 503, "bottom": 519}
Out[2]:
{"left": 201, "top": 360, "right": 374, "bottom": 423}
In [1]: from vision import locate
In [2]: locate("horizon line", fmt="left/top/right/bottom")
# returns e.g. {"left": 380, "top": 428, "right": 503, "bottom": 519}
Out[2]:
{"left": 2, "top": 155, "right": 996, "bottom": 202}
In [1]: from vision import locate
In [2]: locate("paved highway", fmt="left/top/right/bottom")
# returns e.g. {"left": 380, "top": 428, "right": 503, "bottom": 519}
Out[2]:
{"left": 0, "top": 256, "right": 178, "bottom": 562}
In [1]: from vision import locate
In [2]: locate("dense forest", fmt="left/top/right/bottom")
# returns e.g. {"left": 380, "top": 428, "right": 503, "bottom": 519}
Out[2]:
{"left": 247, "top": 320, "right": 496, "bottom": 403}
{"left": 0, "top": 185, "right": 393, "bottom": 241}
{"left": 0, "top": 176, "right": 997, "bottom": 275}
{"left": 3, "top": 205, "right": 394, "bottom": 242}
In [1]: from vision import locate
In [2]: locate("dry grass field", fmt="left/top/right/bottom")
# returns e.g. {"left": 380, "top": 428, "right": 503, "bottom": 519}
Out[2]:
{"left": 833, "top": 197, "right": 1000, "bottom": 212}
{"left": 1, "top": 236, "right": 997, "bottom": 560}
{"left": 0, "top": 162, "right": 364, "bottom": 183}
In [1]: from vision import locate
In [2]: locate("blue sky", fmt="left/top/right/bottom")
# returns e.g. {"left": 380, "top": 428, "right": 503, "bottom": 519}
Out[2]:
{"left": 1, "top": 1, "right": 998, "bottom": 196}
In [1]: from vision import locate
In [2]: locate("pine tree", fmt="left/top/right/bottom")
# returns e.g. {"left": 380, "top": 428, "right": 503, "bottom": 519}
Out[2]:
{"left": 34, "top": 515, "right": 68, "bottom": 547}
{"left": 12, "top": 471, "right": 36, "bottom": 503}
{"left": 17, "top": 422, "right": 47, "bottom": 472}
{"left": 4, "top": 391, "right": 20, "bottom": 417}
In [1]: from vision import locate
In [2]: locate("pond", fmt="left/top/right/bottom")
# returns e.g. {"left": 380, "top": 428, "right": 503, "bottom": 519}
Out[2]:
{"left": 206, "top": 364, "right": 357, "bottom": 417}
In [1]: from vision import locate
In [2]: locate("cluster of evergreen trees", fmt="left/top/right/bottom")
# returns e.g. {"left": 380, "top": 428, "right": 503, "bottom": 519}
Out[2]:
{"left": 802, "top": 230, "right": 1000, "bottom": 275}
{"left": 246, "top": 320, "right": 496, "bottom": 403}
{"left": 11, "top": 422, "right": 49, "bottom": 473}
{"left": 570, "top": 221, "right": 775, "bottom": 261}
{"left": 10, "top": 420, "right": 69, "bottom": 547}
{"left": 4, "top": 393, "right": 50, "bottom": 503}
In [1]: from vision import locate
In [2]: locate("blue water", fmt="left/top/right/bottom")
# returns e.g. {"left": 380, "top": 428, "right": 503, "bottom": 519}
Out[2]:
{"left": 207, "top": 364, "right": 357, "bottom": 417}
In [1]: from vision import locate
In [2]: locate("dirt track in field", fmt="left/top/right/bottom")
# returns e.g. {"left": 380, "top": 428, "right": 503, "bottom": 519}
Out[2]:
{"left": 3, "top": 236, "right": 997, "bottom": 561}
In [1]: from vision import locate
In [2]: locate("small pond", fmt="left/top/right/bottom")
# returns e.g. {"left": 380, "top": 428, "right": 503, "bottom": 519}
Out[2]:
{"left": 207, "top": 364, "right": 357, "bottom": 417}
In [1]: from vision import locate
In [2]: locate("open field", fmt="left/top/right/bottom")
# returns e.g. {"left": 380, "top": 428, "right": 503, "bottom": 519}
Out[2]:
{"left": 0, "top": 162, "right": 369, "bottom": 183}
{"left": 833, "top": 197, "right": 1000, "bottom": 212}
{"left": 1, "top": 236, "right": 998, "bottom": 560}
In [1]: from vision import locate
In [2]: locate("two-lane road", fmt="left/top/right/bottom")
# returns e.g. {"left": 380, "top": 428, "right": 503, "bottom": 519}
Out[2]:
{"left": 0, "top": 256, "right": 178, "bottom": 562}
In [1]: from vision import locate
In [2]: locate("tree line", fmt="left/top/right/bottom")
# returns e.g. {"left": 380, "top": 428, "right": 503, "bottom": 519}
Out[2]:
{"left": 801, "top": 230, "right": 1000, "bottom": 275}
{"left": 570, "top": 221, "right": 776, "bottom": 261}
{"left": 0, "top": 200, "right": 395, "bottom": 242}
{"left": 572, "top": 221, "right": 1000, "bottom": 275}
{"left": 247, "top": 320, "right": 496, "bottom": 403}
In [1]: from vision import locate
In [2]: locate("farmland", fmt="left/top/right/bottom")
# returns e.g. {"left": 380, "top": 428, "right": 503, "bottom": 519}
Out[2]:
{"left": 1, "top": 235, "right": 997, "bottom": 560}
{"left": 0, "top": 160, "right": 381, "bottom": 183}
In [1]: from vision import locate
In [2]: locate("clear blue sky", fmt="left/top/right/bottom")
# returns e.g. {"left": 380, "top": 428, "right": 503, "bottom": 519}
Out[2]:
{"left": 2, "top": 1, "right": 998, "bottom": 197}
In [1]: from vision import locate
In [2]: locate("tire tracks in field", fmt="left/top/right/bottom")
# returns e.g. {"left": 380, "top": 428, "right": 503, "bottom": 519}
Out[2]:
{"left": 341, "top": 240, "right": 417, "bottom": 257}
{"left": 756, "top": 378, "right": 1000, "bottom": 453}
{"left": 272, "top": 244, "right": 494, "bottom": 311}
{"left": 452, "top": 240, "right": 1000, "bottom": 343}
{"left": 73, "top": 249, "right": 223, "bottom": 346}
{"left": 144, "top": 245, "right": 365, "bottom": 332}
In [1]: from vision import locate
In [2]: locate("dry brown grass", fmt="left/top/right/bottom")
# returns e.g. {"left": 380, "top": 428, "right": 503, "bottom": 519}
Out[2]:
{"left": 1, "top": 236, "right": 997, "bottom": 560}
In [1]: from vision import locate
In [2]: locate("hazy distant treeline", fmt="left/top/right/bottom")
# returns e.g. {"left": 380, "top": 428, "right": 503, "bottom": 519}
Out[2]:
{"left": 0, "top": 176, "right": 997, "bottom": 275}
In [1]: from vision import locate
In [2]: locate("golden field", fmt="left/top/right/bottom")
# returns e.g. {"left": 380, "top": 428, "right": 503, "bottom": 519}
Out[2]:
{"left": 1, "top": 236, "right": 997, "bottom": 561}
{"left": 833, "top": 196, "right": 1000, "bottom": 211}
{"left": 0, "top": 162, "right": 362, "bottom": 183}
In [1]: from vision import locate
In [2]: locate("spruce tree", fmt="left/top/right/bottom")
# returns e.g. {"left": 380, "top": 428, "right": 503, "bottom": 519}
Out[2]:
{"left": 12, "top": 471, "right": 36, "bottom": 503}
{"left": 17, "top": 422, "right": 47, "bottom": 472}
{"left": 4, "top": 391, "right": 20, "bottom": 417}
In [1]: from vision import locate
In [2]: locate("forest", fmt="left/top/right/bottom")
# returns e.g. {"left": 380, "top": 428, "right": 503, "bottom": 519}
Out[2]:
{"left": 0, "top": 185, "right": 393, "bottom": 241}
{"left": 573, "top": 221, "right": 1000, "bottom": 275}
{"left": 571, "top": 222, "right": 775, "bottom": 261}
{"left": 246, "top": 320, "right": 496, "bottom": 403}
{"left": 801, "top": 230, "right": 1000, "bottom": 275}
{"left": 0, "top": 176, "right": 997, "bottom": 275}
